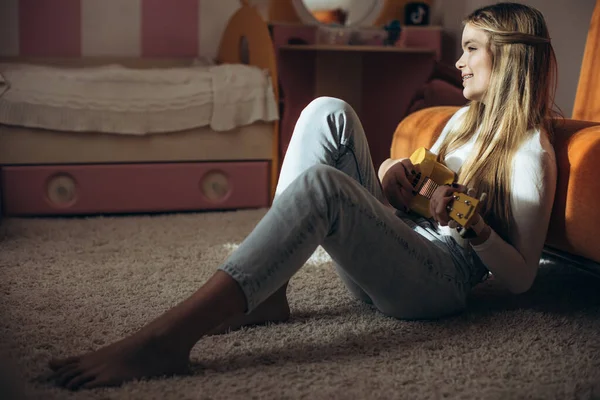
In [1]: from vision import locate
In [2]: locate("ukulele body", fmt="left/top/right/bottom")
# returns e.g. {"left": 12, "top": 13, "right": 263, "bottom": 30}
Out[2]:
{"left": 408, "top": 147, "right": 456, "bottom": 218}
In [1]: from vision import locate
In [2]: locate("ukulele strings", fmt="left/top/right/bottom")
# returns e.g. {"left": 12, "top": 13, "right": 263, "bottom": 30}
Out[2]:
{"left": 412, "top": 173, "right": 440, "bottom": 200}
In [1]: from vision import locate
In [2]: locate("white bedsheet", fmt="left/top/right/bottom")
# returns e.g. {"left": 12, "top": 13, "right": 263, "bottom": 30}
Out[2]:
{"left": 0, "top": 62, "right": 279, "bottom": 134}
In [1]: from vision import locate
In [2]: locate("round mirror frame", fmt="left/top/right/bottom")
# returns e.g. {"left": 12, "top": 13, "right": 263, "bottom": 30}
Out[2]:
{"left": 290, "top": 0, "right": 386, "bottom": 27}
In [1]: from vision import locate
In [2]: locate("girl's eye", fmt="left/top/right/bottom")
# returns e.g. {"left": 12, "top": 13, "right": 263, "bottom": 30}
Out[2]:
{"left": 468, "top": 47, "right": 477, "bottom": 52}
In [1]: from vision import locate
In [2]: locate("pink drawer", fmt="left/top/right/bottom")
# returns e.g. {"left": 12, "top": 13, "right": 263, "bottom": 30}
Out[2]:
{"left": 1, "top": 162, "right": 270, "bottom": 216}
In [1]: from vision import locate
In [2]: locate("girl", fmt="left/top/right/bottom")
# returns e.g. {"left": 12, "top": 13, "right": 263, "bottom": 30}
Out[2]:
{"left": 49, "top": 2, "right": 558, "bottom": 390}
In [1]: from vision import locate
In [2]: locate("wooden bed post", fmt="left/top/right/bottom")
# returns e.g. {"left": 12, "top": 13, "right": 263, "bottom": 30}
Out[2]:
{"left": 218, "top": 0, "right": 280, "bottom": 205}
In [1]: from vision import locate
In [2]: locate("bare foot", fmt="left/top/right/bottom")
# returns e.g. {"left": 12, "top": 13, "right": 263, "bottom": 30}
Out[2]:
{"left": 48, "top": 331, "right": 190, "bottom": 390}
{"left": 48, "top": 270, "right": 249, "bottom": 390}
{"left": 209, "top": 287, "right": 290, "bottom": 335}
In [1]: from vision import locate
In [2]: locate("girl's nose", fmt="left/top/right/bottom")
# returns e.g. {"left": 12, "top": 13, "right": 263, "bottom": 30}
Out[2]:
{"left": 455, "top": 57, "right": 465, "bottom": 70}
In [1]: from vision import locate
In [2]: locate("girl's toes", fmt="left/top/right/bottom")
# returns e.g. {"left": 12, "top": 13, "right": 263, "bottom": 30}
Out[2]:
{"left": 66, "top": 371, "right": 96, "bottom": 391}
{"left": 48, "top": 356, "right": 80, "bottom": 371}
{"left": 56, "top": 366, "right": 83, "bottom": 387}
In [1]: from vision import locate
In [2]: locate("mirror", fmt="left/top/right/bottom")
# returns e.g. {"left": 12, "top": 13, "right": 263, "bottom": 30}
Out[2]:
{"left": 291, "top": 0, "right": 385, "bottom": 27}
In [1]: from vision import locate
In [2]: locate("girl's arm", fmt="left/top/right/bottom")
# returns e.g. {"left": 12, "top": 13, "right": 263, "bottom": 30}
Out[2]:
{"left": 377, "top": 158, "right": 403, "bottom": 182}
{"left": 467, "top": 148, "right": 557, "bottom": 294}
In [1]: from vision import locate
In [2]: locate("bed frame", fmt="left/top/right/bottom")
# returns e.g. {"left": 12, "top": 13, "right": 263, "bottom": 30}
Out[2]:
{"left": 0, "top": 0, "right": 280, "bottom": 216}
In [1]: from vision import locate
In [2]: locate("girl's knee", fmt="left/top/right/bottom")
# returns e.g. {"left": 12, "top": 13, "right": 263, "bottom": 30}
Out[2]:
{"left": 292, "top": 97, "right": 362, "bottom": 151}
{"left": 301, "top": 97, "right": 357, "bottom": 120}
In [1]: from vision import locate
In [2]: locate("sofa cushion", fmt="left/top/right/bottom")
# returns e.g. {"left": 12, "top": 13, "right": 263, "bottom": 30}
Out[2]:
{"left": 391, "top": 106, "right": 456, "bottom": 159}
{"left": 406, "top": 79, "right": 467, "bottom": 115}
{"left": 547, "top": 120, "right": 600, "bottom": 263}
{"left": 391, "top": 106, "right": 600, "bottom": 264}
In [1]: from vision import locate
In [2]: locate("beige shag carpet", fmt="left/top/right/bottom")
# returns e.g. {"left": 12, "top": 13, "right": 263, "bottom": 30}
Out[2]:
{"left": 1, "top": 209, "right": 600, "bottom": 400}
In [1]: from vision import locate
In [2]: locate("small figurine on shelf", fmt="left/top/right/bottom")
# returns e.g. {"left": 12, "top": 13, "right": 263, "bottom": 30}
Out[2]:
{"left": 384, "top": 19, "right": 402, "bottom": 46}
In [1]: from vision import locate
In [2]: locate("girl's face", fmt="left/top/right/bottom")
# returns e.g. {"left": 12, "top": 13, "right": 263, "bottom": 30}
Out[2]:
{"left": 455, "top": 23, "right": 493, "bottom": 102}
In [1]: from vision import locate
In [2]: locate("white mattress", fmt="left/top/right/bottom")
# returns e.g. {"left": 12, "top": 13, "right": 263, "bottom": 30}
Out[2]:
{"left": 0, "top": 62, "right": 279, "bottom": 135}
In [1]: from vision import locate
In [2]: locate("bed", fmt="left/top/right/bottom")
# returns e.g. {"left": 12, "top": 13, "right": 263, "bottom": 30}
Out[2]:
{"left": 0, "top": 0, "right": 280, "bottom": 216}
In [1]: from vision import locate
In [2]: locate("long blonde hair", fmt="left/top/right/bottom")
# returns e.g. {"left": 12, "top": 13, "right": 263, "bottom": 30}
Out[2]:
{"left": 436, "top": 2, "right": 558, "bottom": 243}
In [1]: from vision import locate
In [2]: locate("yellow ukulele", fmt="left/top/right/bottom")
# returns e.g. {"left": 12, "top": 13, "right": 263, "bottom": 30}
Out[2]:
{"left": 408, "top": 147, "right": 487, "bottom": 237}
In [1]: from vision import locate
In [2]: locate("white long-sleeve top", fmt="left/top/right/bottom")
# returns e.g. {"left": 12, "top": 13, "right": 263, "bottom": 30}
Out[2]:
{"left": 430, "top": 107, "right": 557, "bottom": 279}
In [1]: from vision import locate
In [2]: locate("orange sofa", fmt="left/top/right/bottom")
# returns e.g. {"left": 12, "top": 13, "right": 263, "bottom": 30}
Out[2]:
{"left": 391, "top": 106, "right": 600, "bottom": 273}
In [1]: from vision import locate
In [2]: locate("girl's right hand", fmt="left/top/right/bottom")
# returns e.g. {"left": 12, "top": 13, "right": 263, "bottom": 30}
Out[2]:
{"left": 380, "top": 158, "right": 419, "bottom": 212}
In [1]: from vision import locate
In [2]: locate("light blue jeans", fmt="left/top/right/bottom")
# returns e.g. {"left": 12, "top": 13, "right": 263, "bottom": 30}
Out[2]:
{"left": 219, "top": 97, "right": 488, "bottom": 320}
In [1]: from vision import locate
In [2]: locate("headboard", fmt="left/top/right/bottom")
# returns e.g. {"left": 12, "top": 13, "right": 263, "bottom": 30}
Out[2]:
{"left": 218, "top": 0, "right": 279, "bottom": 100}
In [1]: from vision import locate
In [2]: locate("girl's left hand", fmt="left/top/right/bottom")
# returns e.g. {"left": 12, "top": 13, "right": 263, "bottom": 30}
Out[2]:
{"left": 429, "top": 183, "right": 469, "bottom": 226}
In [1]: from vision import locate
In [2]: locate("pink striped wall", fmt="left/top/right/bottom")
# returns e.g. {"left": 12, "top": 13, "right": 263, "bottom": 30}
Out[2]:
{"left": 0, "top": 0, "right": 243, "bottom": 59}
{"left": 142, "top": 0, "right": 199, "bottom": 57}
{"left": 20, "top": 0, "right": 81, "bottom": 57}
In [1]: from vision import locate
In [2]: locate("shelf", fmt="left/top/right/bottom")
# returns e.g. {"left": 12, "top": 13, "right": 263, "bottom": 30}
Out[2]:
{"left": 278, "top": 44, "right": 436, "bottom": 53}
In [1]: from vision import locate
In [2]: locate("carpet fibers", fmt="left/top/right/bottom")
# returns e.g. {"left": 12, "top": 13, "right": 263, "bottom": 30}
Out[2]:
{"left": 1, "top": 209, "right": 599, "bottom": 400}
